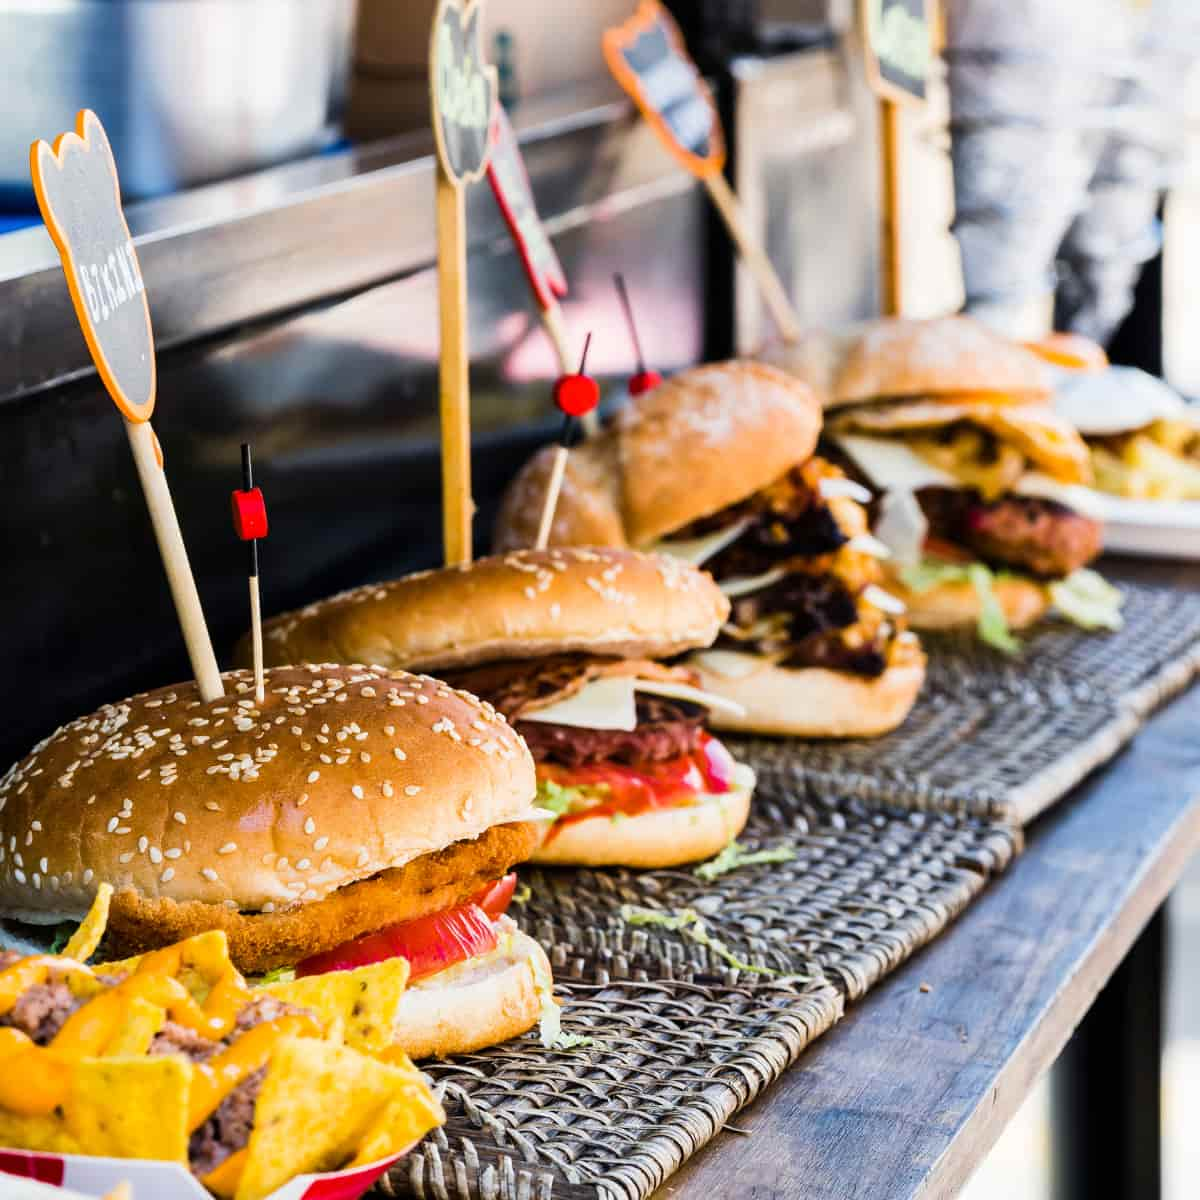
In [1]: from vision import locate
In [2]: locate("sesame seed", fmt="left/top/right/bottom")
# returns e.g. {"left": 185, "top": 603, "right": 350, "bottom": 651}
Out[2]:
{"left": 405, "top": 785, "right": 421, "bottom": 796}
{"left": 38, "top": 857, "right": 48, "bottom": 873}
{"left": 297, "top": 858, "right": 311, "bottom": 870}
{"left": 307, "top": 771, "right": 320, "bottom": 783}
{"left": 297, "top": 793, "right": 308, "bottom": 807}
{"left": 201, "top": 867, "right": 219, "bottom": 883}
{"left": 30, "top": 821, "right": 41, "bottom": 833}
{"left": 360, "top": 752, "right": 371, "bottom": 763}
{"left": 118, "top": 852, "right": 133, "bottom": 864}
{"left": 261, "top": 902, "right": 275, "bottom": 913}
{"left": 106, "top": 817, "right": 119, "bottom": 833}
{"left": 393, "top": 748, "right": 406, "bottom": 761}
{"left": 173, "top": 812, "right": 187, "bottom": 825}
{"left": 83, "top": 869, "right": 93, "bottom": 885}
{"left": 351, "top": 785, "right": 364, "bottom": 799}
{"left": 164, "top": 848, "right": 182, "bottom": 860}
{"left": 382, "top": 781, "right": 394, "bottom": 798}
{"left": 303, "top": 817, "right": 316, "bottom": 835}
{"left": 14, "top": 870, "right": 25, "bottom": 884}
{"left": 218, "top": 843, "right": 237, "bottom": 855}
{"left": 361, "top": 686, "right": 376, "bottom": 698}
{"left": 138, "top": 837, "right": 148, "bottom": 853}
{"left": 314, "top": 836, "right": 329, "bottom": 851}
{"left": 161, "top": 868, "right": 175, "bottom": 883}
{"left": 204, "top": 801, "right": 221, "bottom": 812}
{"left": 149, "top": 847, "right": 163, "bottom": 864}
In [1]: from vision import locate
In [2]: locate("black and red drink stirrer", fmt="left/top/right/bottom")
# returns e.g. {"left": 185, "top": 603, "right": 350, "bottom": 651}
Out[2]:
{"left": 613, "top": 272, "right": 661, "bottom": 397}
{"left": 535, "top": 333, "right": 600, "bottom": 549}
{"left": 231, "top": 442, "right": 269, "bottom": 702}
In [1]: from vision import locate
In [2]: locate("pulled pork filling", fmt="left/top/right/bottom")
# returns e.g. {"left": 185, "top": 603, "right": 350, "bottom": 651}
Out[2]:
{"left": 670, "top": 458, "right": 904, "bottom": 678}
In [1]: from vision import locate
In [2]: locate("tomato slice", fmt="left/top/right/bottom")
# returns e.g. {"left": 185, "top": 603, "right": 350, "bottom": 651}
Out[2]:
{"left": 295, "top": 900, "right": 498, "bottom": 981}
{"left": 538, "top": 732, "right": 737, "bottom": 835}
{"left": 470, "top": 873, "right": 517, "bottom": 919}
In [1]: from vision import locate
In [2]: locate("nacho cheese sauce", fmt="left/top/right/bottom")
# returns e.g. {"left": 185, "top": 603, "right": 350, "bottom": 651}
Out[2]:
{"left": 0, "top": 937, "right": 318, "bottom": 1189}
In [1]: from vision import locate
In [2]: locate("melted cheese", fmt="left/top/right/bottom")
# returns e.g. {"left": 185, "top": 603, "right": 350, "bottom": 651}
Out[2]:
{"left": 651, "top": 518, "right": 751, "bottom": 566}
{"left": 520, "top": 675, "right": 745, "bottom": 731}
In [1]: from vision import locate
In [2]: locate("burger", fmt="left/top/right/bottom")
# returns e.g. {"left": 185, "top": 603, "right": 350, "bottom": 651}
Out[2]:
{"left": 491, "top": 361, "right": 926, "bottom": 737}
{"left": 253, "top": 548, "right": 757, "bottom": 868}
{"left": 0, "top": 664, "right": 554, "bottom": 1059}
{"left": 764, "top": 317, "right": 1123, "bottom": 646}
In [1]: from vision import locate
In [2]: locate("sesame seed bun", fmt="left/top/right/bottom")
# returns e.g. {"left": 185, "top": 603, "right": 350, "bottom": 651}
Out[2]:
{"left": 0, "top": 665, "right": 539, "bottom": 943}
{"left": 528, "top": 782, "right": 753, "bottom": 869}
{"left": 687, "top": 635, "right": 927, "bottom": 738}
{"left": 253, "top": 548, "right": 730, "bottom": 674}
{"left": 492, "top": 360, "right": 822, "bottom": 552}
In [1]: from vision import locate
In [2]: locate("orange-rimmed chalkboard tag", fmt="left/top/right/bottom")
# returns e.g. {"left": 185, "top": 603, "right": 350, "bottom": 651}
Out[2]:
{"left": 430, "top": 0, "right": 498, "bottom": 185}
{"left": 603, "top": 1, "right": 725, "bottom": 179}
{"left": 30, "top": 109, "right": 156, "bottom": 423}
{"left": 487, "top": 105, "right": 567, "bottom": 311}
{"left": 863, "top": 0, "right": 931, "bottom": 106}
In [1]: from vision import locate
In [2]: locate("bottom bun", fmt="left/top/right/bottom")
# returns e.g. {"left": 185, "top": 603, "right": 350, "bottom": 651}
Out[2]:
{"left": 391, "top": 924, "right": 550, "bottom": 1059}
{"left": 885, "top": 572, "right": 1049, "bottom": 632}
{"left": 688, "top": 636, "right": 926, "bottom": 738}
{"left": 530, "top": 778, "right": 753, "bottom": 869}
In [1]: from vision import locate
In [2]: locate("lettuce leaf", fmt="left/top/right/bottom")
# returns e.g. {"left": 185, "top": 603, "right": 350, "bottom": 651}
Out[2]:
{"left": 531, "top": 950, "right": 593, "bottom": 1050}
{"left": 535, "top": 778, "right": 609, "bottom": 817}
{"left": 619, "top": 904, "right": 783, "bottom": 977}
{"left": 694, "top": 840, "right": 796, "bottom": 882}
{"left": 900, "top": 558, "right": 1020, "bottom": 654}
{"left": 1049, "top": 568, "right": 1124, "bottom": 631}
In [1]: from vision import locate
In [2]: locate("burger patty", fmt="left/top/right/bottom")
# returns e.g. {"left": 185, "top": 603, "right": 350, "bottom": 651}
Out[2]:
{"left": 0, "top": 966, "right": 88, "bottom": 1044}
{"left": 517, "top": 697, "right": 706, "bottom": 768}
{"left": 919, "top": 488, "right": 1102, "bottom": 578}
{"left": 104, "top": 819, "right": 541, "bottom": 975}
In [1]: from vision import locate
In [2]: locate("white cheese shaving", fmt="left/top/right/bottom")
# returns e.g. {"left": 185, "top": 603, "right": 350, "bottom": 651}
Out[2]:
{"left": 833, "top": 434, "right": 958, "bottom": 491}
{"left": 846, "top": 533, "right": 892, "bottom": 559}
{"left": 819, "top": 476, "right": 873, "bottom": 503}
{"left": 689, "top": 650, "right": 768, "bottom": 679}
{"left": 874, "top": 487, "right": 928, "bottom": 566}
{"left": 521, "top": 675, "right": 745, "bottom": 731}
{"left": 651, "top": 518, "right": 751, "bottom": 567}
{"left": 719, "top": 568, "right": 789, "bottom": 599}
{"left": 862, "top": 584, "right": 906, "bottom": 614}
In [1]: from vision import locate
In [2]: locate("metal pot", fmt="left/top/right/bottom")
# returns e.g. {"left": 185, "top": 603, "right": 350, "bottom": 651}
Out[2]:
{"left": 0, "top": 0, "right": 356, "bottom": 205}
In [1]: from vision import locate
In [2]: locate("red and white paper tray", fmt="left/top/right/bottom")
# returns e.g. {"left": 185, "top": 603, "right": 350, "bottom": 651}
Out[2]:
{"left": 0, "top": 1147, "right": 403, "bottom": 1200}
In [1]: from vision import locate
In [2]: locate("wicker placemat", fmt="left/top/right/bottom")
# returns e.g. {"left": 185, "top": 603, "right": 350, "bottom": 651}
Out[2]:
{"left": 739, "top": 580, "right": 1200, "bottom": 826}
{"left": 382, "top": 800, "right": 1019, "bottom": 1200}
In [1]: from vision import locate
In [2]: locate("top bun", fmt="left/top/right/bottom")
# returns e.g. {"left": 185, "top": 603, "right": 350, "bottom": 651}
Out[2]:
{"left": 493, "top": 360, "right": 822, "bottom": 551}
{"left": 0, "top": 665, "right": 535, "bottom": 922}
{"left": 255, "top": 548, "right": 730, "bottom": 673}
{"left": 824, "top": 317, "right": 1052, "bottom": 408}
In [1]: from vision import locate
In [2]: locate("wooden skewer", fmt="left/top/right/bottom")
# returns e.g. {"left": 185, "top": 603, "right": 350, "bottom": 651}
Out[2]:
{"left": 879, "top": 97, "right": 904, "bottom": 316}
{"left": 125, "top": 420, "right": 223, "bottom": 702}
{"left": 535, "top": 443, "right": 570, "bottom": 550}
{"left": 540, "top": 297, "right": 598, "bottom": 439}
{"left": 703, "top": 170, "right": 802, "bottom": 344}
{"left": 240, "top": 443, "right": 266, "bottom": 705}
{"left": 435, "top": 168, "right": 474, "bottom": 566}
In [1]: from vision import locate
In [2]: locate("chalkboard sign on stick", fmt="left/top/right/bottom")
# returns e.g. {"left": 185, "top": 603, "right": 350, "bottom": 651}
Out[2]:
{"left": 603, "top": 2, "right": 800, "bottom": 343}
{"left": 429, "top": 0, "right": 497, "bottom": 565}
{"left": 863, "top": 0, "right": 932, "bottom": 106}
{"left": 603, "top": 1, "right": 724, "bottom": 178}
{"left": 30, "top": 109, "right": 223, "bottom": 702}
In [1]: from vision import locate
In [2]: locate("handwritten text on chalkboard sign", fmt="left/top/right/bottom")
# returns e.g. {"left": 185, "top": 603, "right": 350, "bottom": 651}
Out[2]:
{"left": 486, "top": 107, "right": 567, "bottom": 310}
{"left": 603, "top": 1, "right": 725, "bottom": 178}
{"left": 31, "top": 109, "right": 156, "bottom": 422}
{"left": 430, "top": 0, "right": 498, "bottom": 184}
{"left": 864, "top": 0, "right": 931, "bottom": 105}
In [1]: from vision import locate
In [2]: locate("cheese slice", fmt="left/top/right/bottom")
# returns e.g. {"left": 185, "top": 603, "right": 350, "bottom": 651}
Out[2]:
{"left": 833, "top": 434, "right": 958, "bottom": 491}
{"left": 819, "top": 476, "right": 873, "bottom": 503}
{"left": 651, "top": 518, "right": 751, "bottom": 566}
{"left": 520, "top": 675, "right": 745, "bottom": 731}
{"left": 719, "top": 567, "right": 789, "bottom": 598}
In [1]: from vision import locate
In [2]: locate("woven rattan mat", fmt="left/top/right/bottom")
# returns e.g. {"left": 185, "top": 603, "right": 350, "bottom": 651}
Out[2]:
{"left": 739, "top": 580, "right": 1200, "bottom": 826}
{"left": 382, "top": 796, "right": 1019, "bottom": 1200}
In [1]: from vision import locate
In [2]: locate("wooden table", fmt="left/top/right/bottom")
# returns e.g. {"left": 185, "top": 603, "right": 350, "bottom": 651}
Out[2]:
{"left": 659, "top": 561, "right": 1200, "bottom": 1199}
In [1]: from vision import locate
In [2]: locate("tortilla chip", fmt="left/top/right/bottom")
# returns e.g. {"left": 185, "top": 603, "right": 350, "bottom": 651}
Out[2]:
{"left": 101, "top": 995, "right": 165, "bottom": 1057}
{"left": 99, "top": 930, "right": 238, "bottom": 1001}
{"left": 236, "top": 1035, "right": 440, "bottom": 1200}
{"left": 348, "top": 1084, "right": 447, "bottom": 1169}
{"left": 0, "top": 1056, "right": 191, "bottom": 1162}
{"left": 263, "top": 960, "right": 410, "bottom": 1056}
{"left": 62, "top": 883, "right": 113, "bottom": 961}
